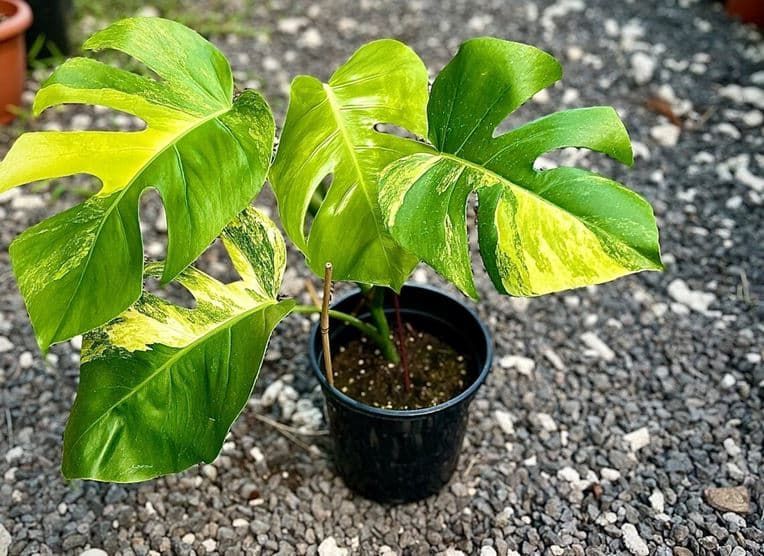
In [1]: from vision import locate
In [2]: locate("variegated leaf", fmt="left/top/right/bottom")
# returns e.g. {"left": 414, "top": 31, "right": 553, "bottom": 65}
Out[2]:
{"left": 63, "top": 207, "right": 294, "bottom": 482}
{"left": 0, "top": 18, "right": 275, "bottom": 350}
{"left": 270, "top": 39, "right": 432, "bottom": 289}
{"left": 379, "top": 38, "right": 662, "bottom": 298}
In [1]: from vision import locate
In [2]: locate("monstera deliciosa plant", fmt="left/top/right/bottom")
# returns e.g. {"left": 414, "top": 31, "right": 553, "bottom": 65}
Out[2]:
{"left": 0, "top": 17, "right": 661, "bottom": 485}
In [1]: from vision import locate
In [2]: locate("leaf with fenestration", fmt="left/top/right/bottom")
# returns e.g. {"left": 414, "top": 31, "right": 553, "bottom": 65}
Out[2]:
{"left": 0, "top": 17, "right": 274, "bottom": 350}
{"left": 270, "top": 39, "right": 432, "bottom": 289}
{"left": 62, "top": 207, "right": 294, "bottom": 482}
{"left": 379, "top": 38, "right": 662, "bottom": 298}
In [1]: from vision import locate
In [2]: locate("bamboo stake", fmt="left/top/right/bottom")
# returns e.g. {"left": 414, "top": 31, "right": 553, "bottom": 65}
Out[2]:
{"left": 320, "top": 263, "right": 334, "bottom": 387}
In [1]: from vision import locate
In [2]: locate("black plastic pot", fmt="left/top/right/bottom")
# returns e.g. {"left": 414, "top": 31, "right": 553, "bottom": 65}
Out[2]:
{"left": 308, "top": 284, "right": 493, "bottom": 504}
{"left": 25, "top": 0, "right": 71, "bottom": 59}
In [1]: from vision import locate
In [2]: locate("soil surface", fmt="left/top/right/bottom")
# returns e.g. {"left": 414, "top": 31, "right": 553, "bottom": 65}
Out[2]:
{"left": 332, "top": 324, "right": 471, "bottom": 410}
{"left": 0, "top": 1, "right": 762, "bottom": 555}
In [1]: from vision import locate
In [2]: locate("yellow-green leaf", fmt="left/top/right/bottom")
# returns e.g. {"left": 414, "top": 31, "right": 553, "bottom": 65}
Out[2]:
{"left": 0, "top": 18, "right": 275, "bottom": 350}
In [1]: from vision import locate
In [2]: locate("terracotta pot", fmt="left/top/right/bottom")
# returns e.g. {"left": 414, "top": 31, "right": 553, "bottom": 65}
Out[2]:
{"left": 726, "top": 0, "right": 764, "bottom": 27}
{"left": 0, "top": 0, "right": 32, "bottom": 124}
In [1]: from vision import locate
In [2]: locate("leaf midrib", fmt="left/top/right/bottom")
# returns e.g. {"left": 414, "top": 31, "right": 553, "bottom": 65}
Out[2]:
{"left": 321, "top": 83, "right": 394, "bottom": 271}
{"left": 47, "top": 104, "right": 232, "bottom": 346}
{"left": 437, "top": 152, "right": 660, "bottom": 267}
{"left": 68, "top": 299, "right": 278, "bottom": 452}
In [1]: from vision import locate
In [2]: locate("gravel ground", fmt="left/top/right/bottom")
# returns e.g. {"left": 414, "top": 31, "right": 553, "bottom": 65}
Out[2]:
{"left": 1, "top": 0, "right": 763, "bottom": 554}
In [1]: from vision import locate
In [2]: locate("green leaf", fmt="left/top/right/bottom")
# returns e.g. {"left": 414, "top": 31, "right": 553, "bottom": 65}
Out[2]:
{"left": 62, "top": 207, "right": 294, "bottom": 482}
{"left": 270, "top": 39, "right": 431, "bottom": 289}
{"left": 0, "top": 18, "right": 275, "bottom": 350}
{"left": 379, "top": 38, "right": 662, "bottom": 298}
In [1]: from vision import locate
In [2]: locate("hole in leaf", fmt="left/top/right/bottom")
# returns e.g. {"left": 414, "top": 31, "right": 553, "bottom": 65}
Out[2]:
{"left": 373, "top": 122, "right": 421, "bottom": 141}
{"left": 303, "top": 173, "right": 334, "bottom": 239}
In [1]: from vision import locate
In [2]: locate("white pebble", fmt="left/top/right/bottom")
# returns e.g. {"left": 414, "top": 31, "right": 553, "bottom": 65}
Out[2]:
{"left": 249, "top": 446, "right": 265, "bottom": 463}
{"left": 136, "top": 6, "right": 160, "bottom": 18}
{"left": 630, "top": 52, "right": 655, "bottom": 85}
{"left": 201, "top": 464, "right": 217, "bottom": 481}
{"left": 623, "top": 427, "right": 650, "bottom": 452}
{"left": 260, "top": 380, "right": 283, "bottom": 407}
{"left": 480, "top": 547, "right": 498, "bottom": 556}
{"left": 4, "top": 446, "right": 23, "bottom": 463}
{"left": 536, "top": 412, "right": 557, "bottom": 432}
{"left": 621, "top": 523, "right": 649, "bottom": 556}
{"left": 736, "top": 166, "right": 764, "bottom": 193}
{"left": 721, "top": 373, "right": 737, "bottom": 389}
{"left": 742, "top": 110, "right": 763, "bottom": 127}
{"left": 70, "top": 335, "right": 82, "bottom": 351}
{"left": 318, "top": 536, "right": 349, "bottom": 556}
{"left": 715, "top": 122, "right": 741, "bottom": 139}
{"left": 724, "top": 438, "right": 742, "bottom": 457}
{"left": 650, "top": 123, "right": 681, "bottom": 147}
{"left": 201, "top": 539, "right": 217, "bottom": 552}
{"left": 277, "top": 17, "right": 308, "bottom": 34}
{"left": 667, "top": 279, "right": 716, "bottom": 315}
{"left": 499, "top": 355, "right": 535, "bottom": 376}
{"left": 19, "top": 351, "right": 33, "bottom": 368}
{"left": 649, "top": 490, "right": 665, "bottom": 512}
{"left": 601, "top": 467, "right": 621, "bottom": 481}
{"left": 580, "top": 332, "right": 615, "bottom": 361}
{"left": 558, "top": 466, "right": 580, "bottom": 483}
{"left": 494, "top": 410, "right": 515, "bottom": 435}
{"left": 719, "top": 84, "right": 764, "bottom": 109}
{"left": 232, "top": 518, "right": 249, "bottom": 528}
{"left": 299, "top": 28, "right": 323, "bottom": 49}
{"left": 181, "top": 533, "right": 195, "bottom": 545}
{"left": 10, "top": 195, "right": 45, "bottom": 210}
{"left": 523, "top": 455, "right": 537, "bottom": 466}
{"left": 543, "top": 348, "right": 565, "bottom": 370}
{"left": 0, "top": 337, "right": 13, "bottom": 353}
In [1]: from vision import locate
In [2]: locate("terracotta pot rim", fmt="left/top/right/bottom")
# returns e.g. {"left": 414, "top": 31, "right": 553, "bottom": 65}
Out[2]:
{"left": 0, "top": 0, "right": 33, "bottom": 43}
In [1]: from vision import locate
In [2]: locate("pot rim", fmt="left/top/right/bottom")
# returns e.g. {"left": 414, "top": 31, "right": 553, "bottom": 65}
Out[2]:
{"left": 308, "top": 283, "right": 494, "bottom": 419}
{"left": 0, "top": 0, "right": 33, "bottom": 42}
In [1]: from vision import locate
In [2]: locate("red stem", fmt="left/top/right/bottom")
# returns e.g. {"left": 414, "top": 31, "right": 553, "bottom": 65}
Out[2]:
{"left": 392, "top": 293, "right": 411, "bottom": 393}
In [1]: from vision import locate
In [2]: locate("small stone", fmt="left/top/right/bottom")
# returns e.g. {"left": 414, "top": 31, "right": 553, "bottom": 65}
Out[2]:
{"left": 721, "top": 373, "right": 736, "bottom": 389}
{"left": 543, "top": 348, "right": 565, "bottom": 370}
{"left": 5, "top": 446, "right": 23, "bottom": 463}
{"left": 79, "top": 550, "right": 108, "bottom": 556}
{"left": 11, "top": 195, "right": 46, "bottom": 210}
{"left": 201, "top": 539, "right": 217, "bottom": 552}
{"left": 0, "top": 524, "right": 11, "bottom": 556}
{"left": 299, "top": 28, "right": 323, "bottom": 49}
{"left": 667, "top": 279, "right": 715, "bottom": 315}
{"left": 536, "top": 412, "right": 557, "bottom": 432}
{"left": 722, "top": 512, "right": 746, "bottom": 528}
{"left": 18, "top": 351, "right": 33, "bottom": 368}
{"left": 715, "top": 122, "right": 741, "bottom": 139}
{"left": 523, "top": 455, "right": 537, "bottom": 466}
{"left": 630, "top": 52, "right": 655, "bottom": 85}
{"left": 181, "top": 533, "right": 195, "bottom": 545}
{"left": 601, "top": 467, "right": 621, "bottom": 481}
{"left": 136, "top": 6, "right": 160, "bottom": 17}
{"left": 704, "top": 486, "right": 750, "bottom": 513}
{"left": 623, "top": 427, "right": 650, "bottom": 452}
{"left": 0, "top": 337, "right": 15, "bottom": 353}
{"left": 232, "top": 518, "right": 248, "bottom": 528}
{"left": 742, "top": 110, "right": 763, "bottom": 127}
{"left": 277, "top": 17, "right": 308, "bottom": 34}
{"left": 201, "top": 464, "right": 217, "bottom": 481}
{"left": 70, "top": 335, "right": 82, "bottom": 350}
{"left": 261, "top": 380, "right": 283, "bottom": 407}
{"left": 480, "top": 547, "right": 497, "bottom": 556}
{"left": 499, "top": 355, "right": 535, "bottom": 376}
{"left": 621, "top": 523, "right": 649, "bottom": 556}
{"left": 494, "top": 410, "right": 515, "bottom": 435}
{"left": 318, "top": 536, "right": 348, "bottom": 556}
{"left": 650, "top": 123, "right": 681, "bottom": 146}
{"left": 673, "top": 548, "right": 692, "bottom": 556}
{"left": 451, "top": 482, "right": 469, "bottom": 497}
{"left": 737, "top": 166, "right": 764, "bottom": 193}
{"left": 249, "top": 446, "right": 265, "bottom": 463}
{"left": 558, "top": 466, "right": 580, "bottom": 483}
{"left": 580, "top": 332, "right": 615, "bottom": 361}
{"left": 718, "top": 84, "right": 764, "bottom": 109}
{"left": 649, "top": 490, "right": 665, "bottom": 512}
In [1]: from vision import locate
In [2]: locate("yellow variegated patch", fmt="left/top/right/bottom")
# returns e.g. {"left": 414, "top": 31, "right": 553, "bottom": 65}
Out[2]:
{"left": 64, "top": 207, "right": 293, "bottom": 482}
{"left": 378, "top": 38, "right": 662, "bottom": 298}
